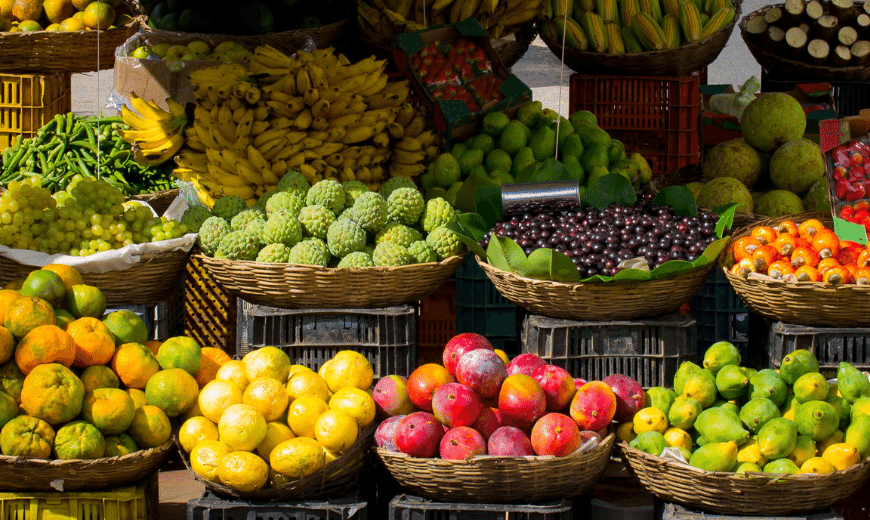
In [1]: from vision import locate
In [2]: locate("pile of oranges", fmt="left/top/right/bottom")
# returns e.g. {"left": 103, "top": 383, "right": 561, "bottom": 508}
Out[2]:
{"left": 728, "top": 218, "right": 870, "bottom": 285}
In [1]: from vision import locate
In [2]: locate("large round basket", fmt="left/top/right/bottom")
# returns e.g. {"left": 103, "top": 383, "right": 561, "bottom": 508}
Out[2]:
{"left": 179, "top": 422, "right": 375, "bottom": 501}
{"left": 0, "top": 16, "right": 143, "bottom": 73}
{"left": 0, "top": 441, "right": 173, "bottom": 492}
{"left": 141, "top": 19, "right": 350, "bottom": 50}
{"left": 126, "top": 188, "right": 180, "bottom": 216}
{"left": 721, "top": 212, "right": 870, "bottom": 326}
{"left": 193, "top": 253, "right": 464, "bottom": 309}
{"left": 374, "top": 432, "right": 615, "bottom": 503}
{"left": 536, "top": 3, "right": 739, "bottom": 76}
{"left": 0, "top": 247, "right": 191, "bottom": 305}
{"left": 741, "top": 5, "right": 870, "bottom": 81}
{"left": 490, "top": 23, "right": 537, "bottom": 69}
{"left": 476, "top": 256, "right": 714, "bottom": 321}
{"left": 620, "top": 442, "right": 870, "bottom": 516}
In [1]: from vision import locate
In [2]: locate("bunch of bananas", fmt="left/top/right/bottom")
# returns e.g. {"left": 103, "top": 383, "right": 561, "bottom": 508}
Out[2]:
{"left": 356, "top": 0, "right": 543, "bottom": 47}
{"left": 120, "top": 93, "right": 188, "bottom": 167}
{"left": 174, "top": 45, "right": 440, "bottom": 208}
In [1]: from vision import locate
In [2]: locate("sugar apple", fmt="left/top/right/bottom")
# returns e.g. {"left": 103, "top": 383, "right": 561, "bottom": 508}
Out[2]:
{"left": 276, "top": 171, "right": 310, "bottom": 199}
{"left": 408, "top": 240, "right": 437, "bottom": 264}
{"left": 380, "top": 176, "right": 417, "bottom": 199}
{"left": 287, "top": 240, "right": 329, "bottom": 267}
{"left": 217, "top": 230, "right": 261, "bottom": 261}
{"left": 265, "top": 191, "right": 305, "bottom": 218}
{"left": 375, "top": 223, "right": 422, "bottom": 248}
{"left": 421, "top": 197, "right": 457, "bottom": 233}
{"left": 211, "top": 195, "right": 247, "bottom": 222}
{"left": 180, "top": 205, "right": 211, "bottom": 233}
{"left": 261, "top": 210, "right": 303, "bottom": 246}
{"left": 301, "top": 237, "right": 331, "bottom": 263}
{"left": 246, "top": 219, "right": 266, "bottom": 238}
{"left": 198, "top": 216, "right": 231, "bottom": 256}
{"left": 327, "top": 219, "right": 366, "bottom": 258}
{"left": 337, "top": 251, "right": 375, "bottom": 268}
{"left": 387, "top": 187, "right": 425, "bottom": 226}
{"left": 338, "top": 207, "right": 358, "bottom": 222}
{"left": 426, "top": 226, "right": 463, "bottom": 261}
{"left": 298, "top": 205, "right": 335, "bottom": 240}
{"left": 256, "top": 189, "right": 278, "bottom": 211}
{"left": 342, "top": 180, "right": 369, "bottom": 207}
{"left": 353, "top": 191, "right": 388, "bottom": 233}
{"left": 230, "top": 208, "right": 266, "bottom": 231}
{"left": 306, "top": 179, "right": 346, "bottom": 215}
{"left": 256, "top": 243, "right": 291, "bottom": 263}
{"left": 372, "top": 242, "right": 412, "bottom": 267}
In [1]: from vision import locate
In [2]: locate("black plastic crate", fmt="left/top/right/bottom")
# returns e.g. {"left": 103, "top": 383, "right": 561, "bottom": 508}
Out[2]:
{"left": 188, "top": 491, "right": 367, "bottom": 520}
{"left": 689, "top": 269, "right": 750, "bottom": 353}
{"left": 657, "top": 501, "right": 843, "bottom": 520}
{"left": 454, "top": 256, "right": 522, "bottom": 355}
{"left": 764, "top": 321, "right": 870, "bottom": 379}
{"left": 389, "top": 494, "right": 573, "bottom": 520}
{"left": 761, "top": 69, "right": 870, "bottom": 117}
{"left": 521, "top": 312, "right": 697, "bottom": 388}
{"left": 237, "top": 301, "right": 417, "bottom": 378}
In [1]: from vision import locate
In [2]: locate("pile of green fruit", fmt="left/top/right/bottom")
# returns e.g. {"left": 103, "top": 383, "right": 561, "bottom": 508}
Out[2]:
{"left": 621, "top": 342, "right": 870, "bottom": 475}
{"left": 421, "top": 101, "right": 653, "bottom": 206}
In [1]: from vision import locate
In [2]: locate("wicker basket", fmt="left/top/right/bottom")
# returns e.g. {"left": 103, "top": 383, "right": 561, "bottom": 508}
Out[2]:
{"left": 0, "top": 247, "right": 191, "bottom": 305}
{"left": 193, "top": 253, "right": 464, "bottom": 309}
{"left": 476, "top": 256, "right": 714, "bottom": 321}
{"left": 0, "top": 16, "right": 143, "bottom": 73}
{"left": 375, "top": 432, "right": 615, "bottom": 503}
{"left": 741, "top": 5, "right": 870, "bottom": 81}
{"left": 620, "top": 442, "right": 870, "bottom": 516}
{"left": 179, "top": 422, "right": 375, "bottom": 501}
{"left": 0, "top": 441, "right": 173, "bottom": 492}
{"left": 536, "top": 3, "right": 739, "bottom": 76}
{"left": 140, "top": 19, "right": 349, "bottom": 50}
{"left": 721, "top": 212, "right": 870, "bottom": 326}
{"left": 126, "top": 188, "right": 179, "bottom": 216}
{"left": 490, "top": 23, "right": 537, "bottom": 69}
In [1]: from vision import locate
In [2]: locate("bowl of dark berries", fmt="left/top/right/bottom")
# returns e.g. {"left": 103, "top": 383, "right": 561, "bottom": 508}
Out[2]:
{"left": 471, "top": 193, "right": 730, "bottom": 321}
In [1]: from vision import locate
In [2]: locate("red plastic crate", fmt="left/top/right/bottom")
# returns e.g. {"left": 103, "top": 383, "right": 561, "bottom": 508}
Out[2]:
{"left": 609, "top": 126, "right": 701, "bottom": 179}
{"left": 417, "top": 279, "right": 455, "bottom": 354}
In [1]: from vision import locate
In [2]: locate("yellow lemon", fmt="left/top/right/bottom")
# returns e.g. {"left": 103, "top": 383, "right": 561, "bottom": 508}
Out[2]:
{"left": 616, "top": 421, "right": 636, "bottom": 443}
{"left": 736, "top": 438, "right": 767, "bottom": 467}
{"left": 178, "top": 416, "right": 219, "bottom": 454}
{"left": 270, "top": 437, "right": 324, "bottom": 479}
{"left": 328, "top": 387, "right": 376, "bottom": 428}
{"left": 493, "top": 349, "right": 509, "bottom": 365}
{"left": 215, "top": 360, "right": 249, "bottom": 392}
{"left": 663, "top": 427, "right": 692, "bottom": 451}
{"left": 218, "top": 404, "right": 267, "bottom": 452}
{"left": 256, "top": 421, "right": 295, "bottom": 460}
{"left": 289, "top": 364, "right": 313, "bottom": 378}
{"left": 243, "top": 376, "right": 289, "bottom": 422}
{"left": 321, "top": 350, "right": 373, "bottom": 393}
{"left": 190, "top": 439, "right": 231, "bottom": 482}
{"left": 817, "top": 430, "right": 845, "bottom": 454}
{"left": 633, "top": 407, "right": 668, "bottom": 435}
{"left": 198, "top": 379, "right": 243, "bottom": 424}
{"left": 822, "top": 443, "right": 861, "bottom": 471}
{"left": 217, "top": 451, "right": 269, "bottom": 492}
{"left": 243, "top": 347, "right": 291, "bottom": 383}
{"left": 801, "top": 456, "right": 837, "bottom": 474}
{"left": 314, "top": 409, "right": 358, "bottom": 453}
{"left": 286, "top": 395, "right": 329, "bottom": 439}
{"left": 286, "top": 370, "right": 330, "bottom": 403}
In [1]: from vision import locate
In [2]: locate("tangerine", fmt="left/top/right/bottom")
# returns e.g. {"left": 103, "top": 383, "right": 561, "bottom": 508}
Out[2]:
{"left": 4, "top": 296, "right": 55, "bottom": 339}
{"left": 20, "top": 363, "right": 84, "bottom": 425}
{"left": 198, "top": 379, "right": 243, "bottom": 424}
{"left": 243, "top": 376, "right": 289, "bottom": 422}
{"left": 144, "top": 368, "right": 199, "bottom": 418}
{"left": 179, "top": 416, "right": 219, "bottom": 453}
{"left": 243, "top": 347, "right": 290, "bottom": 382}
{"left": 111, "top": 342, "right": 160, "bottom": 389}
{"left": 39, "top": 264, "right": 82, "bottom": 290}
{"left": 0, "top": 325, "right": 13, "bottom": 365}
{"left": 156, "top": 336, "right": 202, "bottom": 375}
{"left": 127, "top": 405, "right": 171, "bottom": 448}
{"left": 102, "top": 310, "right": 148, "bottom": 346}
{"left": 64, "top": 284, "right": 107, "bottom": 319}
{"left": 256, "top": 421, "right": 294, "bottom": 460}
{"left": 18, "top": 270, "right": 66, "bottom": 306}
{"left": 53, "top": 420, "right": 105, "bottom": 459}
{"left": 66, "top": 317, "right": 116, "bottom": 367}
{"left": 195, "top": 347, "right": 231, "bottom": 388}
{"left": 104, "top": 432, "right": 138, "bottom": 456}
{"left": 218, "top": 403, "right": 267, "bottom": 451}
{"left": 0, "top": 290, "right": 21, "bottom": 325}
{"left": 80, "top": 364, "right": 119, "bottom": 393}
{"left": 81, "top": 387, "right": 135, "bottom": 435}
{"left": 286, "top": 395, "right": 330, "bottom": 439}
{"left": 15, "top": 324, "right": 76, "bottom": 374}
{"left": 190, "top": 439, "right": 231, "bottom": 482}
{"left": 0, "top": 415, "right": 54, "bottom": 458}
{"left": 270, "top": 437, "right": 324, "bottom": 478}
{"left": 217, "top": 451, "right": 269, "bottom": 492}
{"left": 82, "top": 0, "right": 113, "bottom": 29}
{"left": 215, "top": 360, "right": 249, "bottom": 392}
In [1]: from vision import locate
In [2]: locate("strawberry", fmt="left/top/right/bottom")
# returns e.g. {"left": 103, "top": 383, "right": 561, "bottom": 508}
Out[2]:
{"left": 836, "top": 178, "right": 850, "bottom": 199}
{"left": 849, "top": 166, "right": 866, "bottom": 182}
{"left": 842, "top": 205, "right": 855, "bottom": 219}
{"left": 846, "top": 182, "right": 867, "bottom": 201}
{"left": 852, "top": 152, "right": 864, "bottom": 165}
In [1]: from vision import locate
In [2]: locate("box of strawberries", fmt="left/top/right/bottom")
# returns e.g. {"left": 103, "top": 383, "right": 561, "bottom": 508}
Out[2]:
{"left": 392, "top": 17, "right": 532, "bottom": 141}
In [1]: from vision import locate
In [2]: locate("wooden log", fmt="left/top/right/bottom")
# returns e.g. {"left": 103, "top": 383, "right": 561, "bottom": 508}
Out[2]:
{"left": 763, "top": 25, "right": 787, "bottom": 51}
{"left": 815, "top": 15, "right": 840, "bottom": 41}
{"left": 831, "top": 0, "right": 858, "bottom": 24}
{"left": 744, "top": 14, "right": 769, "bottom": 42}
{"left": 786, "top": 26, "right": 810, "bottom": 58}
{"left": 764, "top": 6, "right": 784, "bottom": 25}
{"left": 799, "top": 22, "right": 812, "bottom": 33}
{"left": 856, "top": 12, "right": 870, "bottom": 35}
{"left": 852, "top": 39, "right": 870, "bottom": 63}
{"left": 840, "top": 25, "right": 859, "bottom": 45}
{"left": 783, "top": 0, "right": 806, "bottom": 24}
{"left": 831, "top": 43, "right": 854, "bottom": 65}
{"left": 805, "top": 0, "right": 825, "bottom": 23}
{"left": 807, "top": 38, "right": 831, "bottom": 64}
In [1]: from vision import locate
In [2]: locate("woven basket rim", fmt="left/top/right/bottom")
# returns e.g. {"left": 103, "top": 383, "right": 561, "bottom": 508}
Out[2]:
{"left": 0, "top": 14, "right": 142, "bottom": 38}
{"left": 0, "top": 439, "right": 173, "bottom": 467}
{"left": 193, "top": 252, "right": 465, "bottom": 273}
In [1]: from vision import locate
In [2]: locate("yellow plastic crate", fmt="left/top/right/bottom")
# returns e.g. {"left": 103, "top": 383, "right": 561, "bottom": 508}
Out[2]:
{"left": 0, "top": 481, "right": 149, "bottom": 520}
{"left": 0, "top": 72, "right": 71, "bottom": 151}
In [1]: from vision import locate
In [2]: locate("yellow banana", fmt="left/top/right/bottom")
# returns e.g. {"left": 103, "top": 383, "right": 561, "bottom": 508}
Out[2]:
{"left": 253, "top": 128, "right": 287, "bottom": 148}
{"left": 403, "top": 116, "right": 425, "bottom": 137}
{"left": 359, "top": 73, "right": 390, "bottom": 97}
{"left": 389, "top": 162, "right": 426, "bottom": 176}
{"left": 311, "top": 99, "right": 330, "bottom": 118}
{"left": 418, "top": 130, "right": 437, "bottom": 147}
{"left": 217, "top": 103, "right": 237, "bottom": 142}
{"left": 261, "top": 137, "right": 290, "bottom": 162}
{"left": 387, "top": 122, "right": 405, "bottom": 139}
{"left": 205, "top": 163, "right": 247, "bottom": 187}
{"left": 232, "top": 135, "right": 251, "bottom": 154}
{"left": 286, "top": 153, "right": 306, "bottom": 169}
{"left": 165, "top": 97, "right": 187, "bottom": 119}
{"left": 391, "top": 148, "right": 427, "bottom": 164}
{"left": 337, "top": 72, "right": 369, "bottom": 94}
{"left": 251, "top": 121, "right": 270, "bottom": 135}
{"left": 236, "top": 109, "right": 255, "bottom": 139}
{"left": 373, "top": 131, "right": 390, "bottom": 148}
{"left": 253, "top": 106, "right": 271, "bottom": 121}
{"left": 303, "top": 88, "right": 320, "bottom": 106}
{"left": 425, "top": 145, "right": 440, "bottom": 160}
{"left": 329, "top": 113, "right": 363, "bottom": 128}
{"left": 245, "top": 87, "right": 262, "bottom": 105}
{"left": 394, "top": 136, "right": 423, "bottom": 152}
{"left": 246, "top": 145, "right": 271, "bottom": 172}
{"left": 311, "top": 117, "right": 330, "bottom": 131}
{"left": 268, "top": 117, "right": 296, "bottom": 131}
{"left": 294, "top": 109, "right": 314, "bottom": 130}
{"left": 308, "top": 130, "right": 330, "bottom": 142}
{"left": 175, "top": 151, "right": 209, "bottom": 172}
{"left": 272, "top": 142, "right": 305, "bottom": 162}
{"left": 307, "top": 63, "right": 329, "bottom": 89}
{"left": 271, "top": 160, "right": 288, "bottom": 176}
{"left": 367, "top": 92, "right": 404, "bottom": 109}
{"left": 130, "top": 92, "right": 174, "bottom": 122}
{"left": 326, "top": 152, "right": 344, "bottom": 167}
{"left": 309, "top": 142, "right": 344, "bottom": 156}
{"left": 324, "top": 127, "right": 347, "bottom": 142}
{"left": 296, "top": 70, "right": 312, "bottom": 94}
{"left": 210, "top": 125, "right": 235, "bottom": 149}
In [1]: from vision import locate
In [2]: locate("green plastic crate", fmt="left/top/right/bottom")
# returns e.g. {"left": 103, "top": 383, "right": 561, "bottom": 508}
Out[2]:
{"left": 454, "top": 256, "right": 521, "bottom": 354}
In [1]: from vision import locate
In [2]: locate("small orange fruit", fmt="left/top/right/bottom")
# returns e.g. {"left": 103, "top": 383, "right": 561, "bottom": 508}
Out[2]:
{"left": 4, "top": 296, "right": 55, "bottom": 339}
{"left": 111, "top": 343, "right": 160, "bottom": 389}
{"left": 39, "top": 264, "right": 82, "bottom": 290}
{"left": 195, "top": 347, "right": 231, "bottom": 388}
{"left": 15, "top": 324, "right": 76, "bottom": 374}
{"left": 81, "top": 0, "right": 113, "bottom": 29}
{"left": 66, "top": 317, "right": 115, "bottom": 368}
{"left": 0, "top": 326, "right": 14, "bottom": 365}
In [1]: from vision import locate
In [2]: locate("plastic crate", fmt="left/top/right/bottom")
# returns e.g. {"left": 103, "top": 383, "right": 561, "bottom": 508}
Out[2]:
{"left": 454, "top": 255, "right": 522, "bottom": 354}
{"left": 521, "top": 312, "right": 697, "bottom": 388}
{"left": 237, "top": 301, "right": 417, "bottom": 378}
{"left": 184, "top": 254, "right": 237, "bottom": 355}
{"left": 0, "top": 479, "right": 152, "bottom": 520}
{"left": 689, "top": 269, "right": 750, "bottom": 354}
{"left": 0, "top": 72, "right": 71, "bottom": 152}
{"left": 657, "top": 501, "right": 843, "bottom": 520}
{"left": 388, "top": 494, "right": 572, "bottom": 520}
{"left": 417, "top": 279, "right": 455, "bottom": 366}
{"left": 764, "top": 321, "right": 870, "bottom": 379}
{"left": 187, "top": 491, "right": 367, "bottom": 520}
{"left": 105, "top": 301, "right": 180, "bottom": 342}
{"left": 761, "top": 69, "right": 869, "bottom": 117}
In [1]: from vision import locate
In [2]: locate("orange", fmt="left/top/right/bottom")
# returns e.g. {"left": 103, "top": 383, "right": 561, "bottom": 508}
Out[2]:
{"left": 81, "top": 387, "right": 136, "bottom": 435}
{"left": 127, "top": 404, "right": 171, "bottom": 448}
{"left": 320, "top": 350, "right": 373, "bottom": 393}
{"left": 104, "top": 432, "right": 138, "bottom": 457}
{"left": 243, "top": 377, "right": 289, "bottom": 422}
{"left": 144, "top": 368, "right": 199, "bottom": 418}
{"left": 0, "top": 391, "right": 16, "bottom": 430}
{"left": 11, "top": 0, "right": 41, "bottom": 20}
{"left": 183, "top": 399, "right": 204, "bottom": 421}
{"left": 0, "top": 415, "right": 54, "bottom": 458}
{"left": 80, "top": 364, "right": 119, "bottom": 393}
{"left": 54, "top": 308, "right": 76, "bottom": 329}
{"left": 4, "top": 296, "right": 55, "bottom": 339}
{"left": 64, "top": 284, "right": 107, "bottom": 319}
{"left": 215, "top": 360, "right": 249, "bottom": 392}
{"left": 16, "top": 20, "right": 42, "bottom": 31}
{"left": 218, "top": 451, "right": 269, "bottom": 492}
{"left": 18, "top": 270, "right": 66, "bottom": 306}
{"left": 41, "top": 0, "right": 73, "bottom": 23}
{"left": 218, "top": 403, "right": 267, "bottom": 451}
{"left": 66, "top": 317, "right": 116, "bottom": 368}
{"left": 179, "top": 416, "right": 219, "bottom": 453}
{"left": 53, "top": 420, "right": 105, "bottom": 459}
{"left": 0, "top": 290, "right": 21, "bottom": 325}
{"left": 102, "top": 310, "right": 148, "bottom": 346}
{"left": 256, "top": 421, "right": 294, "bottom": 460}
{"left": 0, "top": 0, "right": 13, "bottom": 19}
{"left": 82, "top": 0, "right": 113, "bottom": 29}
{"left": 195, "top": 347, "right": 231, "bottom": 388}
{"left": 111, "top": 342, "right": 160, "bottom": 389}
{"left": 58, "top": 16, "right": 84, "bottom": 31}
{"left": 314, "top": 409, "right": 358, "bottom": 453}
{"left": 127, "top": 388, "right": 147, "bottom": 409}
{"left": 144, "top": 340, "right": 161, "bottom": 356}
{"left": 40, "top": 264, "right": 82, "bottom": 290}
{"left": 270, "top": 437, "right": 324, "bottom": 479}
{"left": 20, "top": 363, "right": 84, "bottom": 425}
{"left": 190, "top": 439, "right": 231, "bottom": 482}
{"left": 156, "top": 336, "right": 202, "bottom": 375}
{"left": 285, "top": 370, "right": 330, "bottom": 403}
{"left": 198, "top": 379, "right": 243, "bottom": 423}
{"left": 289, "top": 364, "right": 314, "bottom": 378}
{"left": 243, "top": 347, "right": 291, "bottom": 383}
{"left": 286, "top": 395, "right": 329, "bottom": 439}
{"left": 0, "top": 360, "right": 25, "bottom": 403}
{"left": 70, "top": 0, "right": 91, "bottom": 10}
{"left": 0, "top": 326, "right": 13, "bottom": 365}
{"left": 329, "top": 387, "right": 376, "bottom": 427}
{"left": 15, "top": 324, "right": 76, "bottom": 374}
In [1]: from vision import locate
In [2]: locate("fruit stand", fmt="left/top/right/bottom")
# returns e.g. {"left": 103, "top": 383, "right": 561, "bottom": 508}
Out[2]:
{"left": 4, "top": 0, "right": 870, "bottom": 518}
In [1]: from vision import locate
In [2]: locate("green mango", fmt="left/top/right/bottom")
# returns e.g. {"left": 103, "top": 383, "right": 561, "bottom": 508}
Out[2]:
{"left": 485, "top": 149, "right": 512, "bottom": 174}
{"left": 488, "top": 169, "right": 515, "bottom": 187}
{"left": 444, "top": 181, "right": 463, "bottom": 207}
{"left": 676, "top": 446, "right": 693, "bottom": 462}
{"left": 585, "top": 166, "right": 611, "bottom": 187}
{"left": 781, "top": 394, "right": 801, "bottom": 421}
{"left": 674, "top": 361, "right": 702, "bottom": 395}
{"left": 563, "top": 155, "right": 585, "bottom": 184}
{"left": 432, "top": 153, "right": 461, "bottom": 188}
{"left": 850, "top": 396, "right": 870, "bottom": 423}
{"left": 608, "top": 139, "right": 627, "bottom": 163}
{"left": 609, "top": 159, "right": 639, "bottom": 183}
{"left": 716, "top": 364, "right": 749, "bottom": 400}
{"left": 740, "top": 366, "right": 758, "bottom": 381}
{"left": 703, "top": 341, "right": 742, "bottom": 376}
{"left": 629, "top": 430, "right": 668, "bottom": 457}
{"left": 682, "top": 369, "right": 717, "bottom": 408}
{"left": 758, "top": 417, "right": 798, "bottom": 460}
{"left": 739, "top": 398, "right": 780, "bottom": 434}
{"left": 420, "top": 171, "right": 436, "bottom": 191}
{"left": 689, "top": 441, "right": 739, "bottom": 472}
{"left": 470, "top": 133, "right": 496, "bottom": 155}
{"left": 779, "top": 349, "right": 819, "bottom": 386}
{"left": 845, "top": 413, "right": 870, "bottom": 459}
{"left": 748, "top": 369, "right": 788, "bottom": 407}
{"left": 786, "top": 435, "right": 817, "bottom": 467}
{"left": 668, "top": 397, "right": 702, "bottom": 430}
{"left": 511, "top": 147, "right": 537, "bottom": 179}
{"left": 716, "top": 401, "right": 740, "bottom": 416}
{"left": 795, "top": 400, "right": 839, "bottom": 441}
{"left": 561, "top": 133, "right": 585, "bottom": 159}
{"left": 763, "top": 458, "right": 802, "bottom": 475}
{"left": 736, "top": 438, "right": 767, "bottom": 466}
{"left": 569, "top": 109, "right": 598, "bottom": 130}
{"left": 824, "top": 392, "right": 851, "bottom": 430}
{"left": 529, "top": 125, "right": 557, "bottom": 162}
{"left": 793, "top": 372, "right": 829, "bottom": 403}
{"left": 735, "top": 462, "right": 763, "bottom": 474}
{"left": 481, "top": 111, "right": 510, "bottom": 136}
{"left": 458, "top": 148, "right": 484, "bottom": 175}
{"left": 694, "top": 407, "right": 749, "bottom": 444}
{"left": 837, "top": 362, "right": 870, "bottom": 404}
{"left": 537, "top": 108, "right": 560, "bottom": 127}
{"left": 646, "top": 387, "right": 677, "bottom": 416}
{"left": 580, "top": 143, "right": 610, "bottom": 173}
{"left": 556, "top": 117, "right": 576, "bottom": 149}
{"left": 499, "top": 121, "right": 529, "bottom": 155}
{"left": 516, "top": 100, "right": 542, "bottom": 128}
{"left": 450, "top": 142, "right": 467, "bottom": 160}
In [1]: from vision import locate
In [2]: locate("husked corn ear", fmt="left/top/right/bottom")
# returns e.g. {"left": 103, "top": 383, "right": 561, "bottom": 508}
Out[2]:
{"left": 661, "top": 0, "right": 681, "bottom": 17}
{"left": 596, "top": 0, "right": 618, "bottom": 23}
{"left": 539, "top": 19, "right": 559, "bottom": 42}
{"left": 578, "top": 0, "right": 596, "bottom": 13}
{"left": 548, "top": 0, "right": 573, "bottom": 19}
{"left": 605, "top": 22, "right": 625, "bottom": 53}
{"left": 663, "top": 14, "right": 681, "bottom": 48}
{"left": 581, "top": 11, "right": 609, "bottom": 52}
{"left": 704, "top": 0, "right": 731, "bottom": 14}
{"left": 637, "top": 0, "right": 663, "bottom": 24}
{"left": 622, "top": 25, "right": 645, "bottom": 52}
{"left": 621, "top": 0, "right": 641, "bottom": 28}
{"left": 700, "top": 6, "right": 734, "bottom": 38}
{"left": 700, "top": 13, "right": 710, "bottom": 26}
{"left": 690, "top": 0, "right": 704, "bottom": 16}
{"left": 679, "top": 0, "right": 702, "bottom": 42}
{"left": 561, "top": 17, "right": 590, "bottom": 50}
{"left": 632, "top": 12, "right": 667, "bottom": 50}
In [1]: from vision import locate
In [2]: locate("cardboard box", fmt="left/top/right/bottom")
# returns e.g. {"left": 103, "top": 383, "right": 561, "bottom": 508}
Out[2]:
{"left": 700, "top": 83, "right": 837, "bottom": 146}
{"left": 819, "top": 110, "right": 870, "bottom": 154}
{"left": 392, "top": 18, "right": 532, "bottom": 142}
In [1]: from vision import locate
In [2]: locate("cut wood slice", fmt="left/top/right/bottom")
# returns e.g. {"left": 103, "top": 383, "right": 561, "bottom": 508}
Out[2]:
{"left": 764, "top": 6, "right": 784, "bottom": 25}
{"left": 831, "top": 0, "right": 858, "bottom": 23}
{"left": 805, "top": 0, "right": 825, "bottom": 22}
{"left": 745, "top": 14, "right": 769, "bottom": 42}
{"left": 864, "top": 0, "right": 870, "bottom": 16}
{"left": 807, "top": 38, "right": 831, "bottom": 64}
{"left": 784, "top": 0, "right": 806, "bottom": 23}
{"left": 799, "top": 22, "right": 811, "bottom": 33}
{"left": 832, "top": 43, "right": 854, "bottom": 65}
{"left": 857, "top": 13, "right": 870, "bottom": 35}
{"left": 840, "top": 25, "right": 859, "bottom": 45}
{"left": 815, "top": 15, "right": 841, "bottom": 41}
{"left": 786, "top": 26, "right": 809, "bottom": 58}
{"left": 852, "top": 39, "right": 870, "bottom": 63}
{"left": 764, "top": 25, "right": 787, "bottom": 51}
